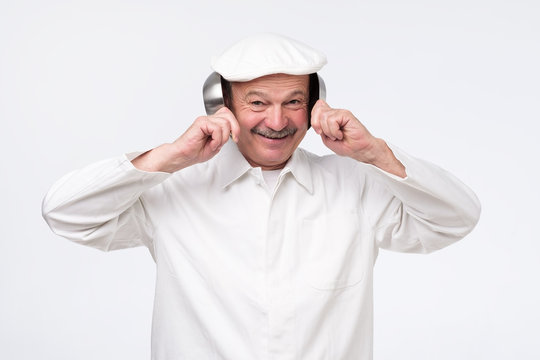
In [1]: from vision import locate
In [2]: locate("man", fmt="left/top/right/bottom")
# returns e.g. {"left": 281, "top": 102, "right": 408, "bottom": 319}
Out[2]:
{"left": 43, "top": 34, "right": 480, "bottom": 359}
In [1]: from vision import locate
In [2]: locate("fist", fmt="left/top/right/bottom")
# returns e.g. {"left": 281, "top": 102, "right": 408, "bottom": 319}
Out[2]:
{"left": 310, "top": 99, "right": 378, "bottom": 163}
{"left": 132, "top": 107, "right": 240, "bottom": 173}
{"left": 172, "top": 106, "right": 241, "bottom": 166}
{"left": 310, "top": 100, "right": 406, "bottom": 177}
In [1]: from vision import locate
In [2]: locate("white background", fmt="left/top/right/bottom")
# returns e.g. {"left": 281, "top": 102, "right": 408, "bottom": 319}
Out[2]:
{"left": 1, "top": 0, "right": 539, "bottom": 359}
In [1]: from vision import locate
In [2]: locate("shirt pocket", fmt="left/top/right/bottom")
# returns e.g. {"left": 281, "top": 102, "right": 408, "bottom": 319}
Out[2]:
{"left": 299, "top": 213, "right": 367, "bottom": 290}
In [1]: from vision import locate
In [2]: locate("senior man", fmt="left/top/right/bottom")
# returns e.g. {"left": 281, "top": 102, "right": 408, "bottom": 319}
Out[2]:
{"left": 43, "top": 34, "right": 480, "bottom": 359}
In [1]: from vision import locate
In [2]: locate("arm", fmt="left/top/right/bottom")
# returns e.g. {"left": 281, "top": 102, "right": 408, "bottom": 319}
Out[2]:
{"left": 311, "top": 100, "right": 406, "bottom": 178}
{"left": 132, "top": 107, "right": 240, "bottom": 172}
{"left": 42, "top": 155, "right": 170, "bottom": 252}
{"left": 42, "top": 107, "right": 240, "bottom": 251}
{"left": 361, "top": 146, "right": 480, "bottom": 253}
{"left": 311, "top": 100, "right": 480, "bottom": 252}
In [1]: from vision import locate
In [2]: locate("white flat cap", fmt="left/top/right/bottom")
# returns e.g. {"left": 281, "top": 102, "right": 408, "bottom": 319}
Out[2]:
{"left": 211, "top": 33, "right": 327, "bottom": 82}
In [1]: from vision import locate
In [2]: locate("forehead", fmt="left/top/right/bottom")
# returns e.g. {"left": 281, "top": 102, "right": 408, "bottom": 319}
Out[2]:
{"left": 231, "top": 73, "right": 309, "bottom": 96}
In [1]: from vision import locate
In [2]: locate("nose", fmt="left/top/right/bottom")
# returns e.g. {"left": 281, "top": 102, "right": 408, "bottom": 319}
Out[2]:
{"left": 265, "top": 105, "right": 287, "bottom": 131}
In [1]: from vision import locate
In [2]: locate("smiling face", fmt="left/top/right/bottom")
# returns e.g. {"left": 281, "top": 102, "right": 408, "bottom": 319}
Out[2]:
{"left": 229, "top": 73, "right": 310, "bottom": 170}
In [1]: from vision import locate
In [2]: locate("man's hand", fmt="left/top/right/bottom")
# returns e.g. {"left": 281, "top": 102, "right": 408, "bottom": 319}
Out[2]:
{"left": 132, "top": 107, "right": 240, "bottom": 173}
{"left": 311, "top": 100, "right": 406, "bottom": 178}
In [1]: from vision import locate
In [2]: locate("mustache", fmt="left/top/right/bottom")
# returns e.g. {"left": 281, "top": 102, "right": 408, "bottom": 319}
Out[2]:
{"left": 251, "top": 127, "right": 297, "bottom": 139}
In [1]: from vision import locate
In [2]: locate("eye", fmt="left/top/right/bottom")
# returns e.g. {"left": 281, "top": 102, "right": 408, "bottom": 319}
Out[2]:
{"left": 286, "top": 99, "right": 305, "bottom": 109}
{"left": 248, "top": 100, "right": 266, "bottom": 112}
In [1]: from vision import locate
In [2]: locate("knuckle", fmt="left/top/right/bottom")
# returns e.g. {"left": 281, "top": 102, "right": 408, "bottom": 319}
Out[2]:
{"left": 195, "top": 116, "right": 207, "bottom": 124}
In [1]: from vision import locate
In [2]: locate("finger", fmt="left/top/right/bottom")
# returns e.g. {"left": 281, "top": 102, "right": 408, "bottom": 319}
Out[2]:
{"left": 326, "top": 112, "right": 345, "bottom": 141}
{"left": 218, "top": 118, "right": 232, "bottom": 146}
{"left": 201, "top": 122, "right": 222, "bottom": 152}
{"left": 216, "top": 107, "right": 240, "bottom": 143}
{"left": 319, "top": 111, "right": 337, "bottom": 141}
{"left": 213, "top": 117, "right": 232, "bottom": 150}
{"left": 225, "top": 109, "right": 241, "bottom": 143}
{"left": 312, "top": 98, "right": 329, "bottom": 111}
{"left": 310, "top": 100, "right": 325, "bottom": 134}
{"left": 202, "top": 119, "right": 229, "bottom": 152}
{"left": 206, "top": 111, "right": 231, "bottom": 145}
{"left": 320, "top": 133, "right": 337, "bottom": 150}
{"left": 311, "top": 99, "right": 333, "bottom": 135}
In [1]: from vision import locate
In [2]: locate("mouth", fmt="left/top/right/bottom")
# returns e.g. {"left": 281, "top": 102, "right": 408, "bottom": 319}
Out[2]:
{"left": 252, "top": 127, "right": 297, "bottom": 140}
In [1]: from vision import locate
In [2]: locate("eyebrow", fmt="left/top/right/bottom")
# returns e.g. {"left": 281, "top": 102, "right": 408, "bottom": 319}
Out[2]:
{"left": 244, "top": 89, "right": 308, "bottom": 99}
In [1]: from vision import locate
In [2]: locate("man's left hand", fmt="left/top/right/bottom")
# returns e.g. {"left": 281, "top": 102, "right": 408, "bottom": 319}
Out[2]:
{"left": 311, "top": 99, "right": 407, "bottom": 178}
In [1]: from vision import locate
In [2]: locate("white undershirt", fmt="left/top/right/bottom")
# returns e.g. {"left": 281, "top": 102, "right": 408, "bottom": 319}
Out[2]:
{"left": 262, "top": 169, "right": 281, "bottom": 192}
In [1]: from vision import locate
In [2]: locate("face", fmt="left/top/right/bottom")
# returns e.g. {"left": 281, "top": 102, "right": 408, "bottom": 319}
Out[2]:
{"left": 230, "top": 73, "right": 310, "bottom": 170}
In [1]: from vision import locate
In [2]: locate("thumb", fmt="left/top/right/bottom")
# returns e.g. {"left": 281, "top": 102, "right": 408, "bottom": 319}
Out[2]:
{"left": 311, "top": 99, "right": 330, "bottom": 134}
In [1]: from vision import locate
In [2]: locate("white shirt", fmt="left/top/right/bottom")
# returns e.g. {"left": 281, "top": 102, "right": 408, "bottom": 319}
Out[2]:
{"left": 42, "top": 141, "right": 480, "bottom": 360}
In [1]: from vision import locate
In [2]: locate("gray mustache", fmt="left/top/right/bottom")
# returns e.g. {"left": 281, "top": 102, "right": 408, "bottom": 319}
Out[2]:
{"left": 252, "top": 127, "right": 297, "bottom": 139}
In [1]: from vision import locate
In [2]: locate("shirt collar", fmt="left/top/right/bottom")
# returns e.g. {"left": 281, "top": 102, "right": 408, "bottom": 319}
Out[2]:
{"left": 216, "top": 140, "right": 313, "bottom": 194}
{"left": 281, "top": 147, "right": 314, "bottom": 194}
{"left": 216, "top": 140, "right": 253, "bottom": 189}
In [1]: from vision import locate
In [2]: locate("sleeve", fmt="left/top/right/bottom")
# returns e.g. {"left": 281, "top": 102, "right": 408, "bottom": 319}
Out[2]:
{"left": 360, "top": 145, "right": 481, "bottom": 253}
{"left": 42, "top": 153, "right": 171, "bottom": 253}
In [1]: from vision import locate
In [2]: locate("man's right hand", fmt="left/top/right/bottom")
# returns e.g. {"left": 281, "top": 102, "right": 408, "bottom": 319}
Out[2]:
{"left": 131, "top": 107, "right": 240, "bottom": 173}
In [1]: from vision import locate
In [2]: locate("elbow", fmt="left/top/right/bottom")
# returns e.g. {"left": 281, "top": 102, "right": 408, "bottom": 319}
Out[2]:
{"left": 412, "top": 197, "right": 481, "bottom": 254}
{"left": 41, "top": 197, "right": 113, "bottom": 252}
{"left": 427, "top": 195, "right": 482, "bottom": 253}
{"left": 460, "top": 191, "right": 482, "bottom": 237}
{"left": 41, "top": 195, "right": 71, "bottom": 238}
{"left": 41, "top": 194, "right": 58, "bottom": 233}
